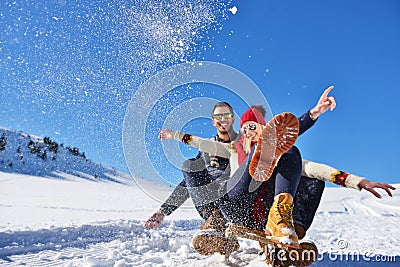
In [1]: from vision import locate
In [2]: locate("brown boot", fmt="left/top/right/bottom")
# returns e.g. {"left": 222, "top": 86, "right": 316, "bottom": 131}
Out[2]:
{"left": 192, "top": 210, "right": 239, "bottom": 256}
{"left": 294, "top": 223, "right": 306, "bottom": 240}
{"left": 265, "top": 193, "right": 299, "bottom": 247}
{"left": 249, "top": 112, "right": 299, "bottom": 181}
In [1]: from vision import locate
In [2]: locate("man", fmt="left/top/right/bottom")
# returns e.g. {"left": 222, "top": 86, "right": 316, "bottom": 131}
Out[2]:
{"left": 145, "top": 101, "right": 238, "bottom": 232}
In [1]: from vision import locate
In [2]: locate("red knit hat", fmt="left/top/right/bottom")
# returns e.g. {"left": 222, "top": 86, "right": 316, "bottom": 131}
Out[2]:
{"left": 240, "top": 108, "right": 266, "bottom": 127}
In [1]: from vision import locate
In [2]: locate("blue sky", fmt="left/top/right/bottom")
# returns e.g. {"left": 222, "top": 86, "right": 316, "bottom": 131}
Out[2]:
{"left": 1, "top": 0, "right": 399, "bottom": 186}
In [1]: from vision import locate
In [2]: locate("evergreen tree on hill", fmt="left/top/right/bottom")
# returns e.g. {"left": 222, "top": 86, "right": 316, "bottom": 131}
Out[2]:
{"left": 0, "top": 133, "right": 6, "bottom": 151}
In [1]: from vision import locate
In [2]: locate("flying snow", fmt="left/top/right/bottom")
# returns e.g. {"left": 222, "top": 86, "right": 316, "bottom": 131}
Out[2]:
{"left": 229, "top": 6, "right": 238, "bottom": 15}
{"left": 1, "top": 0, "right": 232, "bottom": 173}
{"left": 119, "top": 0, "right": 231, "bottom": 79}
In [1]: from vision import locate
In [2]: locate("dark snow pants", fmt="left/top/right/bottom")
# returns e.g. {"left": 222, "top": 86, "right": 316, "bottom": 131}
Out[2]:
{"left": 181, "top": 157, "right": 227, "bottom": 220}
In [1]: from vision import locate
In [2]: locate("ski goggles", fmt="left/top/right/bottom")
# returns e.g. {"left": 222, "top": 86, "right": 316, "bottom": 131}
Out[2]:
{"left": 241, "top": 123, "right": 257, "bottom": 134}
{"left": 212, "top": 113, "right": 234, "bottom": 120}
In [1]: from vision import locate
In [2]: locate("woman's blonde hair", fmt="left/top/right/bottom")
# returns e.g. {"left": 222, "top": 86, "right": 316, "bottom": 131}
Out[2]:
{"left": 243, "top": 136, "right": 252, "bottom": 154}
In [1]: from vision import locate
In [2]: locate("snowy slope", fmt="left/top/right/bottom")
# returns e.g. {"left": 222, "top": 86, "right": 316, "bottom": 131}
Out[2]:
{"left": 0, "top": 127, "right": 121, "bottom": 183}
{"left": 1, "top": 171, "right": 399, "bottom": 267}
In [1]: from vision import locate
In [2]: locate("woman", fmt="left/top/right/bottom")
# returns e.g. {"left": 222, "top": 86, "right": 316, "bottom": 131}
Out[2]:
{"left": 160, "top": 108, "right": 319, "bottom": 248}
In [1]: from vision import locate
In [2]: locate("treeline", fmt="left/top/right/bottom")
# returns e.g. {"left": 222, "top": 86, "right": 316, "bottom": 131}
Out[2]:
{"left": 0, "top": 133, "right": 86, "bottom": 161}
{"left": 29, "top": 137, "right": 86, "bottom": 159}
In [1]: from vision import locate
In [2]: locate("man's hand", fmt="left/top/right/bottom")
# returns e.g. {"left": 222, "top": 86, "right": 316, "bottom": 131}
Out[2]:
{"left": 144, "top": 210, "right": 166, "bottom": 229}
{"left": 158, "top": 129, "right": 175, "bottom": 140}
{"left": 358, "top": 179, "right": 396, "bottom": 198}
{"left": 309, "top": 86, "right": 337, "bottom": 120}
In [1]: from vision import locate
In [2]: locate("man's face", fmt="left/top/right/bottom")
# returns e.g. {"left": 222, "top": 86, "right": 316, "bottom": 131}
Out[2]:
{"left": 211, "top": 106, "right": 235, "bottom": 134}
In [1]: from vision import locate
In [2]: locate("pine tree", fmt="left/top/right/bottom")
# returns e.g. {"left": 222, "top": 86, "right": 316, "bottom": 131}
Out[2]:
{"left": 0, "top": 133, "right": 6, "bottom": 151}
{"left": 41, "top": 150, "right": 47, "bottom": 160}
{"left": 72, "top": 147, "right": 79, "bottom": 156}
{"left": 27, "top": 140, "right": 35, "bottom": 150}
{"left": 49, "top": 141, "right": 58, "bottom": 154}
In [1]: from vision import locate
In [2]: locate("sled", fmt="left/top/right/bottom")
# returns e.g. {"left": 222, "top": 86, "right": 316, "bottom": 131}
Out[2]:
{"left": 226, "top": 223, "right": 318, "bottom": 266}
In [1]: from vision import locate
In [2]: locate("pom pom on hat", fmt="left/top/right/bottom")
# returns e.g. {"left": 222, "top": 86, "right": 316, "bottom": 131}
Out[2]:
{"left": 240, "top": 108, "right": 266, "bottom": 127}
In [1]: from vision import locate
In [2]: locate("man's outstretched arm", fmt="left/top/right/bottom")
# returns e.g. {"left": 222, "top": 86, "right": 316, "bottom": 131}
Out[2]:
{"left": 144, "top": 180, "right": 189, "bottom": 229}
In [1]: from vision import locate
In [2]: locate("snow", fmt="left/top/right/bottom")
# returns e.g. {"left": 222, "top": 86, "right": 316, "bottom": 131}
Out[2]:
{"left": 0, "top": 170, "right": 399, "bottom": 266}
{"left": 229, "top": 6, "right": 238, "bottom": 15}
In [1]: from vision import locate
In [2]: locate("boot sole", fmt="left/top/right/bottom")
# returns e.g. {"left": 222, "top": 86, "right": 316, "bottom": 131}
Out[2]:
{"left": 287, "top": 241, "right": 318, "bottom": 266}
{"left": 192, "top": 231, "right": 239, "bottom": 256}
{"left": 249, "top": 112, "right": 299, "bottom": 181}
{"left": 263, "top": 243, "right": 317, "bottom": 267}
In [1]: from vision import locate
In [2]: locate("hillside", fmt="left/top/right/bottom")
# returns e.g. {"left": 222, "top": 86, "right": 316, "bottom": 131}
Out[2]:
{"left": 0, "top": 127, "right": 123, "bottom": 183}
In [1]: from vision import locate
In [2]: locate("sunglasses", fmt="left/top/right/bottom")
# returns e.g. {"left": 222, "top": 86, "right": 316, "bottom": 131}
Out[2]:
{"left": 241, "top": 123, "right": 257, "bottom": 134}
{"left": 212, "top": 113, "right": 234, "bottom": 120}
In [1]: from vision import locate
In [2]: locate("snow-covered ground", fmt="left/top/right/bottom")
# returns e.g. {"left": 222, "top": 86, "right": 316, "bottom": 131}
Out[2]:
{"left": 0, "top": 170, "right": 399, "bottom": 267}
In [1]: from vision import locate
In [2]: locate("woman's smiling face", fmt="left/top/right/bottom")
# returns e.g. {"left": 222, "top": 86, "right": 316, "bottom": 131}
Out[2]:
{"left": 241, "top": 121, "right": 262, "bottom": 143}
